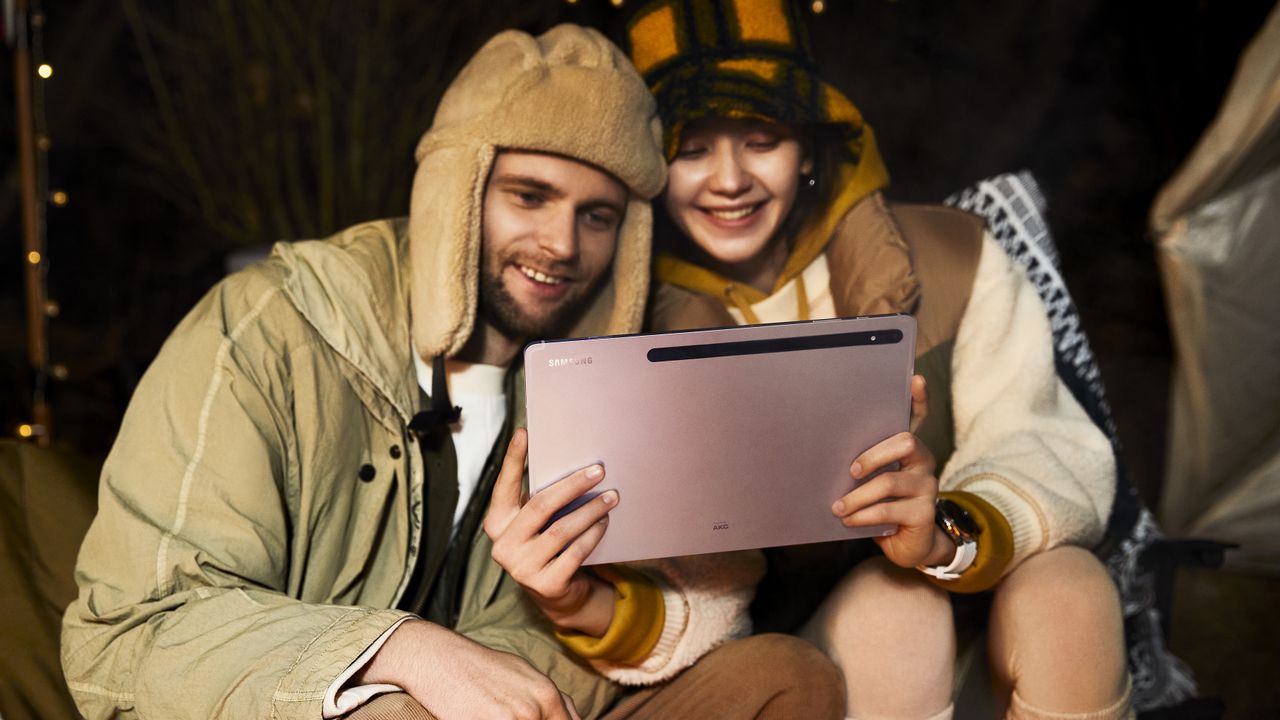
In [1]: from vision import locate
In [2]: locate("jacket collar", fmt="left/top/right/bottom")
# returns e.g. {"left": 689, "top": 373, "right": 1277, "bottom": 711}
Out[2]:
{"left": 272, "top": 218, "right": 419, "bottom": 424}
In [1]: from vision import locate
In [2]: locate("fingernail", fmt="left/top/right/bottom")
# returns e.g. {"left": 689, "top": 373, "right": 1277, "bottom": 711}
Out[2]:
{"left": 601, "top": 490, "right": 618, "bottom": 505}
{"left": 586, "top": 465, "right": 603, "bottom": 479}
{"left": 832, "top": 501, "right": 845, "bottom": 514}
{"left": 850, "top": 462, "right": 862, "bottom": 478}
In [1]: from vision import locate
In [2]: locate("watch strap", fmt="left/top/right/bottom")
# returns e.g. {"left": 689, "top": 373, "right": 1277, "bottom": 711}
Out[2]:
{"left": 917, "top": 538, "right": 977, "bottom": 581}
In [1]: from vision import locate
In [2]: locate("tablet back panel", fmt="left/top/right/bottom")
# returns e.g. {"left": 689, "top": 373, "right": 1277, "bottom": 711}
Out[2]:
{"left": 524, "top": 314, "right": 916, "bottom": 564}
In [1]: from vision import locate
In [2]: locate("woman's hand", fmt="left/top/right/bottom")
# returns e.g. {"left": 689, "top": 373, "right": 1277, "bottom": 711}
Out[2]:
{"left": 831, "top": 376, "right": 954, "bottom": 569}
{"left": 483, "top": 429, "right": 618, "bottom": 637}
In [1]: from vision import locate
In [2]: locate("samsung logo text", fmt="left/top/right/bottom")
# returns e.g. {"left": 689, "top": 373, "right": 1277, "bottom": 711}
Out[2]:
{"left": 548, "top": 357, "right": 593, "bottom": 367}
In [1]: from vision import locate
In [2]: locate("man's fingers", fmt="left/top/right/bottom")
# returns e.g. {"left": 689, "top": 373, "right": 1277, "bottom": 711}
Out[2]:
{"left": 545, "top": 515, "right": 610, "bottom": 587}
{"left": 482, "top": 429, "right": 529, "bottom": 539}
{"left": 909, "top": 375, "right": 929, "bottom": 433}
{"left": 851, "top": 432, "right": 935, "bottom": 478}
{"left": 503, "top": 464, "right": 606, "bottom": 541}
{"left": 528, "top": 678, "right": 571, "bottom": 720}
{"left": 534, "top": 490, "right": 617, "bottom": 561}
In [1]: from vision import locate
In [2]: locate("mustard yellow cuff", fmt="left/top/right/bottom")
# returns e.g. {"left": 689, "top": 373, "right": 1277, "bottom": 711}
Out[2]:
{"left": 554, "top": 565, "right": 665, "bottom": 664}
{"left": 926, "top": 491, "right": 1014, "bottom": 593}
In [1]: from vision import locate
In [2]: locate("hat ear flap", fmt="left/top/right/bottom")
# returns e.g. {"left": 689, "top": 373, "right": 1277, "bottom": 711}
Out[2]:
{"left": 567, "top": 197, "right": 653, "bottom": 340}
{"left": 410, "top": 142, "right": 495, "bottom": 359}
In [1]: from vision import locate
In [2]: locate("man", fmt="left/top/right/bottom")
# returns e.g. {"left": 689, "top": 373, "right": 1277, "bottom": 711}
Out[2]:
{"left": 61, "top": 25, "right": 841, "bottom": 719}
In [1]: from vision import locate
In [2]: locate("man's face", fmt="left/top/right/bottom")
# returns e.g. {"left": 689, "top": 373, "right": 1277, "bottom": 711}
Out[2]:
{"left": 478, "top": 150, "right": 628, "bottom": 341}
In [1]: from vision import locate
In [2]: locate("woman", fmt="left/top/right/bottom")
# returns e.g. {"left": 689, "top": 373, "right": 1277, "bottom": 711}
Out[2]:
{"left": 625, "top": 2, "right": 1133, "bottom": 719}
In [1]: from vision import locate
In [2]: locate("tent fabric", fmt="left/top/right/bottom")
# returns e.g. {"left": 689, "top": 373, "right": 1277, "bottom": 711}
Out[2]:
{"left": 1151, "top": 4, "right": 1280, "bottom": 575}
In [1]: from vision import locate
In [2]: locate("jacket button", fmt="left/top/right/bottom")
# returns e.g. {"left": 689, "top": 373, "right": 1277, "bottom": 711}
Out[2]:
{"left": 390, "top": 445, "right": 402, "bottom": 459}
{"left": 358, "top": 464, "right": 377, "bottom": 482}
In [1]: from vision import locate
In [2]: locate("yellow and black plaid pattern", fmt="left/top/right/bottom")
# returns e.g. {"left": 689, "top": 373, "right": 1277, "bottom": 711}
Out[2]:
{"left": 626, "top": 0, "right": 876, "bottom": 166}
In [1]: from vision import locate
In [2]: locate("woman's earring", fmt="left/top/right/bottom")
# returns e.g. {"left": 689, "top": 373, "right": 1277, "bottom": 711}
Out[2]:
{"left": 807, "top": 176, "right": 816, "bottom": 188}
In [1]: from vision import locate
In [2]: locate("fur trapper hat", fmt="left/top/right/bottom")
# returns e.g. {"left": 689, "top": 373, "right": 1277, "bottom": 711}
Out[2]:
{"left": 409, "top": 24, "right": 667, "bottom": 359}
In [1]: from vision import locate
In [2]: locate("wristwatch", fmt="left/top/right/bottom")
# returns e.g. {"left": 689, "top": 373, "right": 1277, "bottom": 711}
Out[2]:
{"left": 917, "top": 498, "right": 980, "bottom": 581}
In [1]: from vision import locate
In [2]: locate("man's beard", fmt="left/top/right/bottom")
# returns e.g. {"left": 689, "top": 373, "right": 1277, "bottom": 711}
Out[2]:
{"left": 476, "top": 260, "right": 598, "bottom": 342}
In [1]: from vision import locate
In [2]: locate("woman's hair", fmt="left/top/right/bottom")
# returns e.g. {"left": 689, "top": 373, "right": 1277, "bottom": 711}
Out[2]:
{"left": 780, "top": 123, "right": 845, "bottom": 250}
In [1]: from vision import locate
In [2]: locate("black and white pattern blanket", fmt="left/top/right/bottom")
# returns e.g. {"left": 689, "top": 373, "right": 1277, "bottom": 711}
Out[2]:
{"left": 945, "top": 172, "right": 1197, "bottom": 712}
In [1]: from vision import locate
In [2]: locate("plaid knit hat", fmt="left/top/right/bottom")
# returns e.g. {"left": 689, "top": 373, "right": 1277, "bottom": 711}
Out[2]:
{"left": 628, "top": 0, "right": 889, "bottom": 295}
{"left": 625, "top": 0, "right": 883, "bottom": 176}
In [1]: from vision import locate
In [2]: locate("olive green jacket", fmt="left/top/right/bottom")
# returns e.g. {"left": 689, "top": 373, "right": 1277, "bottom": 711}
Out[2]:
{"left": 61, "top": 220, "right": 618, "bottom": 719}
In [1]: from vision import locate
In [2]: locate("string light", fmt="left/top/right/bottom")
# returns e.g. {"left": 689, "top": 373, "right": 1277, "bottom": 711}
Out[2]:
{"left": 50, "top": 190, "right": 68, "bottom": 206}
{"left": 22, "top": 0, "right": 56, "bottom": 447}
{"left": 610, "top": 0, "right": 624, "bottom": 6}
{"left": 15, "top": 423, "right": 47, "bottom": 439}
{"left": 811, "top": 0, "right": 825, "bottom": 13}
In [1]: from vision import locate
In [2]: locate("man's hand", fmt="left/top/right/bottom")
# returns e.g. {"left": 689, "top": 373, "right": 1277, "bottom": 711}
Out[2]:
{"left": 484, "top": 428, "right": 617, "bottom": 637}
{"left": 354, "top": 619, "right": 580, "bottom": 719}
{"left": 831, "top": 375, "right": 954, "bottom": 569}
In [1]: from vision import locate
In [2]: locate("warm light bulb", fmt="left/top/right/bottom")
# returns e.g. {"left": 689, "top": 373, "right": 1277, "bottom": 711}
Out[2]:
{"left": 37, "top": 64, "right": 54, "bottom": 79}
{"left": 17, "top": 424, "right": 34, "bottom": 438}
{"left": 51, "top": 190, "right": 69, "bottom": 206}
{"left": 27, "top": 251, "right": 42, "bottom": 264}
{"left": 812, "top": 0, "right": 825, "bottom": 13}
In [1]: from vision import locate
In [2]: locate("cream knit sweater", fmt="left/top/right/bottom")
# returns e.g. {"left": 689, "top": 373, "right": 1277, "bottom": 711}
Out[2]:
{"left": 730, "top": 231, "right": 1115, "bottom": 575}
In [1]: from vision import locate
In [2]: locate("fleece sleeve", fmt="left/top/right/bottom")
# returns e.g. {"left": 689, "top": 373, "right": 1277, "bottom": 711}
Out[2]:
{"left": 934, "top": 233, "right": 1116, "bottom": 592}
{"left": 60, "top": 282, "right": 412, "bottom": 720}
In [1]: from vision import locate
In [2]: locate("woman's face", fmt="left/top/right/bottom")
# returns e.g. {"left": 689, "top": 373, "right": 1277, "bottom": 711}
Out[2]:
{"left": 663, "top": 117, "right": 812, "bottom": 270}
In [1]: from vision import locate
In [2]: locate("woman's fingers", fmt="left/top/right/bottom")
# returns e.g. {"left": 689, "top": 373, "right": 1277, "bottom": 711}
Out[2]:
{"left": 909, "top": 375, "right": 929, "bottom": 433}
{"left": 851, "top": 431, "right": 936, "bottom": 479}
{"left": 832, "top": 468, "right": 934, "bottom": 518}
{"left": 839, "top": 493, "right": 935, "bottom": 530}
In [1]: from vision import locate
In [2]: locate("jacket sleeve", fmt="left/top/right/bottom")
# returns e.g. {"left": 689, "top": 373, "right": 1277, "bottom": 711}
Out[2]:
{"left": 451, "top": 538, "right": 624, "bottom": 720}
{"left": 934, "top": 233, "right": 1116, "bottom": 592}
{"left": 60, "top": 281, "right": 411, "bottom": 720}
{"left": 555, "top": 551, "right": 765, "bottom": 686}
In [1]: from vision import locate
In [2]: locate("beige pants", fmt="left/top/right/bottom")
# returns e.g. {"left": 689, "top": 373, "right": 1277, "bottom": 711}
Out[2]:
{"left": 800, "top": 546, "right": 1134, "bottom": 720}
{"left": 346, "top": 633, "right": 845, "bottom": 719}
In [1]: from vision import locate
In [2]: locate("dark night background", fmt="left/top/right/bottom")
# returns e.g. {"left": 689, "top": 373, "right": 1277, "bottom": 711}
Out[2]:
{"left": 3, "top": 1, "right": 1278, "bottom": 716}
